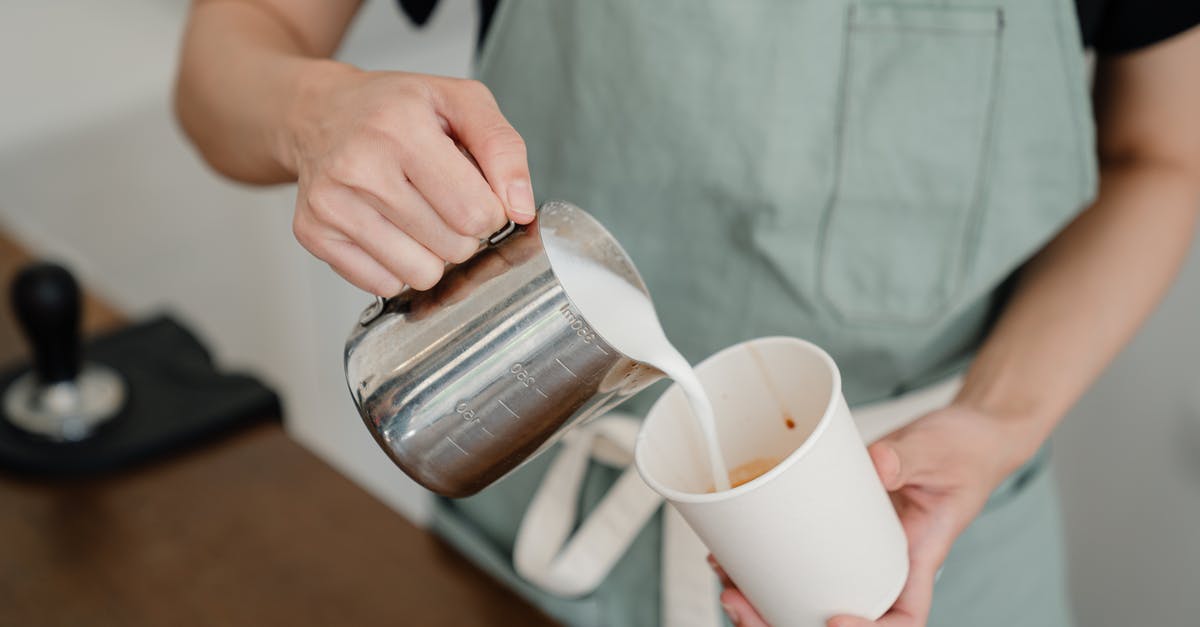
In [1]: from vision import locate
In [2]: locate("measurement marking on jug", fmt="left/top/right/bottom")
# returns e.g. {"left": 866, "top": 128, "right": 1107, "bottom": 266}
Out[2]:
{"left": 455, "top": 402, "right": 478, "bottom": 423}
{"left": 445, "top": 436, "right": 469, "bottom": 455}
{"left": 510, "top": 362, "right": 536, "bottom": 388}
{"left": 554, "top": 357, "right": 578, "bottom": 378}
{"left": 497, "top": 399, "right": 520, "bottom": 419}
{"left": 480, "top": 425, "right": 496, "bottom": 438}
{"left": 595, "top": 345, "right": 610, "bottom": 355}
{"left": 533, "top": 387, "right": 549, "bottom": 399}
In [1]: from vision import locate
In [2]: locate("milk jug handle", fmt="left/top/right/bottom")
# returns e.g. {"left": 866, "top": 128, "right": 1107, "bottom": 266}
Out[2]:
{"left": 487, "top": 220, "right": 517, "bottom": 245}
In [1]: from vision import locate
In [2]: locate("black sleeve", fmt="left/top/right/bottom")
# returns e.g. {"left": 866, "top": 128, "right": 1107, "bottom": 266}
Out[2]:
{"left": 395, "top": 0, "right": 499, "bottom": 47}
{"left": 397, "top": 0, "right": 439, "bottom": 26}
{"left": 1077, "top": 0, "right": 1200, "bottom": 53}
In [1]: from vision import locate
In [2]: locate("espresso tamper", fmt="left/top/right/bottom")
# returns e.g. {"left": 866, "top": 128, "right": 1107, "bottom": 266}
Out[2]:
{"left": 3, "top": 263, "right": 126, "bottom": 442}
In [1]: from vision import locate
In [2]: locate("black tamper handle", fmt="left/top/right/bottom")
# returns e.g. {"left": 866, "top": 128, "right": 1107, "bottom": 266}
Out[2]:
{"left": 11, "top": 263, "right": 81, "bottom": 385}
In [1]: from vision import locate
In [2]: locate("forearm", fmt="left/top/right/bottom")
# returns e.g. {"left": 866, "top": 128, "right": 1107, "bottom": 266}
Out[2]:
{"left": 956, "top": 161, "right": 1200, "bottom": 468}
{"left": 174, "top": 0, "right": 358, "bottom": 183}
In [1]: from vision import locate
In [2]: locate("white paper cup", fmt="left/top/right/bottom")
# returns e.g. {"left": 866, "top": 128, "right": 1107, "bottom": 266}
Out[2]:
{"left": 634, "top": 337, "right": 908, "bottom": 626}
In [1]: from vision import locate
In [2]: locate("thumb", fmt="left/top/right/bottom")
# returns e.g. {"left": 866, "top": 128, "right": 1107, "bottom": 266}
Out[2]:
{"left": 868, "top": 426, "right": 937, "bottom": 491}
{"left": 439, "top": 79, "right": 536, "bottom": 223}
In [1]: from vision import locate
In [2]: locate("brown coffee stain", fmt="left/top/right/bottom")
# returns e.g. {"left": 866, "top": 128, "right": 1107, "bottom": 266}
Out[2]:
{"left": 784, "top": 415, "right": 796, "bottom": 430}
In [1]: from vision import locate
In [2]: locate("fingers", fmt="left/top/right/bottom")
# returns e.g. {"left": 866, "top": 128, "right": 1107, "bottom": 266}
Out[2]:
{"left": 296, "top": 186, "right": 446, "bottom": 293}
{"left": 399, "top": 121, "right": 512, "bottom": 238}
{"left": 343, "top": 209, "right": 446, "bottom": 292}
{"left": 323, "top": 135, "right": 486, "bottom": 265}
{"left": 437, "top": 79, "right": 537, "bottom": 223}
{"left": 720, "top": 588, "right": 770, "bottom": 627}
{"left": 868, "top": 442, "right": 905, "bottom": 491}
{"left": 312, "top": 238, "right": 402, "bottom": 297}
{"left": 360, "top": 176, "right": 481, "bottom": 264}
{"left": 868, "top": 425, "right": 941, "bottom": 491}
{"left": 706, "top": 554, "right": 734, "bottom": 589}
{"left": 290, "top": 72, "right": 533, "bottom": 297}
{"left": 709, "top": 556, "right": 769, "bottom": 627}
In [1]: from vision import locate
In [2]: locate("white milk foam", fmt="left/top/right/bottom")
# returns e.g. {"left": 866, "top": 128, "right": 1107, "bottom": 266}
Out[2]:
{"left": 544, "top": 236, "right": 731, "bottom": 491}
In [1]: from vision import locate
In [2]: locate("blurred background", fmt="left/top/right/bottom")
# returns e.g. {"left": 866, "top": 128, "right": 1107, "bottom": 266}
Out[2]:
{"left": 0, "top": 1, "right": 1197, "bottom": 625}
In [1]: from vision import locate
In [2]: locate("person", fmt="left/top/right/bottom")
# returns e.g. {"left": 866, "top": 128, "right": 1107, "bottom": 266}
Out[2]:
{"left": 174, "top": 1, "right": 1200, "bottom": 625}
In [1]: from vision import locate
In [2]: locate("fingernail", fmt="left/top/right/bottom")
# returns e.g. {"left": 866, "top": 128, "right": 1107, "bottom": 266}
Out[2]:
{"left": 721, "top": 602, "right": 740, "bottom": 624}
{"left": 506, "top": 180, "right": 536, "bottom": 218}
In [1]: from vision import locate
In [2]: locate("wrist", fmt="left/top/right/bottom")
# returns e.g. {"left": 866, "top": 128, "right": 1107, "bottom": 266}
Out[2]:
{"left": 953, "top": 340, "right": 1068, "bottom": 454}
{"left": 273, "top": 58, "right": 363, "bottom": 176}
{"left": 945, "top": 392, "right": 1054, "bottom": 480}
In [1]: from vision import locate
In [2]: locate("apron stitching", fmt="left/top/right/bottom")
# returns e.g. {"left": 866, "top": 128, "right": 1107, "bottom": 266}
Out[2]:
{"left": 813, "top": 4, "right": 856, "bottom": 324}
{"left": 847, "top": 25, "right": 1001, "bottom": 35}
{"left": 956, "top": 9, "right": 1006, "bottom": 310}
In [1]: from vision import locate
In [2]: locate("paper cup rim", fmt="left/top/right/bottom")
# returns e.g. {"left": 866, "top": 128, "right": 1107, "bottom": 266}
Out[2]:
{"left": 634, "top": 336, "right": 843, "bottom": 505}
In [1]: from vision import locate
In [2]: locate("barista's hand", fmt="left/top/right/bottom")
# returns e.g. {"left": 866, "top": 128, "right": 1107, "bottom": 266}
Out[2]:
{"left": 714, "top": 405, "right": 1038, "bottom": 627}
{"left": 281, "top": 64, "right": 535, "bottom": 296}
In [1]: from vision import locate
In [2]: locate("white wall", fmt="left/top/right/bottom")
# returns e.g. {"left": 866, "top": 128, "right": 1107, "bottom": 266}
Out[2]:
{"left": 1, "top": 1, "right": 1197, "bottom": 624}
{"left": 1054, "top": 239, "right": 1200, "bottom": 626}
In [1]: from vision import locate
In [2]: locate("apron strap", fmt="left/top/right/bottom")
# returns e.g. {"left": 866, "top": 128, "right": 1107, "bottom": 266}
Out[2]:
{"left": 662, "top": 505, "right": 724, "bottom": 627}
{"left": 853, "top": 376, "right": 962, "bottom": 445}
{"left": 513, "top": 413, "right": 721, "bottom": 625}
{"left": 513, "top": 414, "right": 666, "bottom": 598}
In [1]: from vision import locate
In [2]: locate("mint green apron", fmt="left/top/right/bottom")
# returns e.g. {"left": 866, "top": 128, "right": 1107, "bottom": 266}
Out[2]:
{"left": 432, "top": 1, "right": 1097, "bottom": 625}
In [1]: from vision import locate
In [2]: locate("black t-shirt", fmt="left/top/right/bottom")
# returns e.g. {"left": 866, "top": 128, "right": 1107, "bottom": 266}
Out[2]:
{"left": 398, "top": 0, "right": 1200, "bottom": 54}
{"left": 1076, "top": 0, "right": 1200, "bottom": 51}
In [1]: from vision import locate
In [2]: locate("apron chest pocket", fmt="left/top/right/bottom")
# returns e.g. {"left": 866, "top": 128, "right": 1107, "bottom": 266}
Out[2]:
{"left": 818, "top": 4, "right": 1004, "bottom": 325}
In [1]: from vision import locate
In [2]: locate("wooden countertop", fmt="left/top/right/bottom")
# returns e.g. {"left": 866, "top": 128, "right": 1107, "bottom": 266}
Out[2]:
{"left": 0, "top": 233, "right": 557, "bottom": 627}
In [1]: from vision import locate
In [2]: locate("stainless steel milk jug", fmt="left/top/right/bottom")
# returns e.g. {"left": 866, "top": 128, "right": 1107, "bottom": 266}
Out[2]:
{"left": 344, "top": 201, "right": 662, "bottom": 497}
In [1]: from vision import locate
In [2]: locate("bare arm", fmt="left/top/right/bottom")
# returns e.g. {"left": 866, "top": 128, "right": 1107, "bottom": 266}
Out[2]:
{"left": 175, "top": 0, "right": 536, "bottom": 295}
{"left": 175, "top": 0, "right": 360, "bottom": 182}
{"left": 956, "top": 25, "right": 1200, "bottom": 463}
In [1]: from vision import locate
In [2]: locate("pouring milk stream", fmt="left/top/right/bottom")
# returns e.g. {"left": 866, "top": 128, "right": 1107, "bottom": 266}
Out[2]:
{"left": 542, "top": 232, "right": 732, "bottom": 491}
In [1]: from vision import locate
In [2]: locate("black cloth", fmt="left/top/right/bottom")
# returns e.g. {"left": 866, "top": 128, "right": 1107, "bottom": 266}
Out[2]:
{"left": 397, "top": 0, "right": 1200, "bottom": 54}
{"left": 0, "top": 316, "right": 279, "bottom": 475}
{"left": 398, "top": 0, "right": 497, "bottom": 47}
